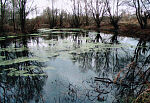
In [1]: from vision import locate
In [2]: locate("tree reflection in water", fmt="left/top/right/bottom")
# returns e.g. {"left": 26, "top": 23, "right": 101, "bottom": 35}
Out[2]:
{"left": 0, "top": 37, "right": 47, "bottom": 103}
{"left": 0, "top": 31, "right": 150, "bottom": 103}
{"left": 50, "top": 31, "right": 150, "bottom": 103}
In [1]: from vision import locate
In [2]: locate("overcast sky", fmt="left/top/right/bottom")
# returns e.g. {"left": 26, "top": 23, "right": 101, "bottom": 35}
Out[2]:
{"left": 27, "top": 0, "right": 72, "bottom": 19}
{"left": 27, "top": 0, "right": 132, "bottom": 19}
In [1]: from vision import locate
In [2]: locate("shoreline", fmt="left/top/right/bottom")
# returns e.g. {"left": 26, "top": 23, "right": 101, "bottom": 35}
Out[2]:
{"left": 82, "top": 23, "right": 150, "bottom": 41}
{"left": 1, "top": 23, "right": 150, "bottom": 41}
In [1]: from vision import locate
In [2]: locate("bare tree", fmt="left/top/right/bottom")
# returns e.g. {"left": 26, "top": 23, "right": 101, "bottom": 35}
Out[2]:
{"left": 89, "top": 0, "right": 106, "bottom": 28}
{"left": 59, "top": 10, "right": 65, "bottom": 27}
{"left": 142, "top": 0, "right": 150, "bottom": 18}
{"left": 16, "top": 0, "right": 35, "bottom": 33}
{"left": 46, "top": 0, "right": 58, "bottom": 28}
{"left": 0, "top": 0, "right": 7, "bottom": 33}
{"left": 46, "top": 7, "right": 58, "bottom": 28}
{"left": 106, "top": 0, "right": 123, "bottom": 30}
{"left": 133, "top": 0, "right": 150, "bottom": 29}
{"left": 84, "top": 0, "right": 89, "bottom": 26}
{"left": 50, "top": 0, "right": 56, "bottom": 28}
{"left": 70, "top": 0, "right": 82, "bottom": 27}
{"left": 125, "top": 0, "right": 150, "bottom": 29}
{"left": 17, "top": 0, "right": 27, "bottom": 33}
{"left": 11, "top": 0, "right": 17, "bottom": 32}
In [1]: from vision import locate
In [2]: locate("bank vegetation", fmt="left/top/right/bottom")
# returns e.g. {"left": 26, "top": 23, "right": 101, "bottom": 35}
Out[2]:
{"left": 0, "top": 0, "right": 150, "bottom": 38}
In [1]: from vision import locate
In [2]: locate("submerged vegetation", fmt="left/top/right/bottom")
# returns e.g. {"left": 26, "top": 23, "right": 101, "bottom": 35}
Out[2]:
{"left": 0, "top": 29, "right": 150, "bottom": 102}
{"left": 0, "top": 0, "right": 150, "bottom": 102}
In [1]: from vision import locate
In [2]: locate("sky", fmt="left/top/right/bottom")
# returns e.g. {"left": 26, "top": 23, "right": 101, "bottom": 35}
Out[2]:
{"left": 27, "top": 0, "right": 72, "bottom": 19}
{"left": 27, "top": 0, "right": 132, "bottom": 19}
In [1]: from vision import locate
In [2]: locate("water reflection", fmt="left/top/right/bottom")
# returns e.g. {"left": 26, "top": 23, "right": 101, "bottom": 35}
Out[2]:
{"left": 0, "top": 37, "right": 47, "bottom": 103}
{"left": 0, "top": 30, "right": 149, "bottom": 103}
{"left": 93, "top": 38, "right": 150, "bottom": 102}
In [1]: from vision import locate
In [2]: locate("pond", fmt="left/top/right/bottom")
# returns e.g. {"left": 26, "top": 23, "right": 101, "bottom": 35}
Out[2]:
{"left": 0, "top": 28, "right": 150, "bottom": 103}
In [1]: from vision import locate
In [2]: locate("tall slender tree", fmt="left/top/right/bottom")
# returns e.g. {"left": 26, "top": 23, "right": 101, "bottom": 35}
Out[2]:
{"left": 70, "top": 0, "right": 82, "bottom": 27}
{"left": 0, "top": 0, "right": 7, "bottom": 33}
{"left": 17, "top": 0, "right": 35, "bottom": 33}
{"left": 89, "top": 0, "right": 106, "bottom": 28}
{"left": 47, "top": 0, "right": 58, "bottom": 28}
{"left": 106, "top": 0, "right": 123, "bottom": 30}
{"left": 17, "top": 0, "right": 27, "bottom": 33}
{"left": 133, "top": 0, "right": 149, "bottom": 29}
{"left": 84, "top": 0, "right": 89, "bottom": 26}
{"left": 11, "top": 0, "right": 17, "bottom": 32}
{"left": 125, "top": 0, "right": 150, "bottom": 29}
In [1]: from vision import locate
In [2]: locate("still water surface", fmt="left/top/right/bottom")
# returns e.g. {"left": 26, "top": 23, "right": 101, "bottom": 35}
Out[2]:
{"left": 0, "top": 29, "right": 149, "bottom": 103}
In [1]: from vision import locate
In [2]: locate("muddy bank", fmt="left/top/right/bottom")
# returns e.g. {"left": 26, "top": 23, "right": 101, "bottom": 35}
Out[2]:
{"left": 83, "top": 23, "right": 150, "bottom": 41}
{"left": 1, "top": 23, "right": 150, "bottom": 41}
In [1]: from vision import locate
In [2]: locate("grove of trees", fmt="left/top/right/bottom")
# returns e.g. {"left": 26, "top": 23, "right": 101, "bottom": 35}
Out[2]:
{"left": 0, "top": 0, "right": 150, "bottom": 34}
{"left": 0, "top": 0, "right": 35, "bottom": 33}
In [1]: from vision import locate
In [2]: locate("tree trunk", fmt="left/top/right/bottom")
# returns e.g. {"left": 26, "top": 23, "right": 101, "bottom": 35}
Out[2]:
{"left": 20, "top": 0, "right": 26, "bottom": 33}
{"left": 0, "top": 0, "right": 5, "bottom": 33}
{"left": 12, "top": 1, "right": 16, "bottom": 32}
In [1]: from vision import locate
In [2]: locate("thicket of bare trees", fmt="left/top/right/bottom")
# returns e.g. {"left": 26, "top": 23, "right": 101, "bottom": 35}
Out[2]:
{"left": 0, "top": 0, "right": 8, "bottom": 32}
{"left": 11, "top": 0, "right": 17, "bottom": 32}
{"left": 84, "top": 0, "right": 89, "bottom": 26}
{"left": 89, "top": 0, "right": 106, "bottom": 28}
{"left": 70, "top": 0, "right": 82, "bottom": 27}
{"left": 42, "top": 0, "right": 149, "bottom": 30}
{"left": 125, "top": 0, "right": 150, "bottom": 29}
{"left": 133, "top": 0, "right": 150, "bottom": 29}
{"left": 47, "top": 0, "right": 58, "bottom": 28}
{"left": 0, "top": 0, "right": 150, "bottom": 34}
{"left": 105, "top": 0, "right": 124, "bottom": 30}
{"left": 17, "top": 0, "right": 27, "bottom": 33}
{"left": 0, "top": 0, "right": 35, "bottom": 33}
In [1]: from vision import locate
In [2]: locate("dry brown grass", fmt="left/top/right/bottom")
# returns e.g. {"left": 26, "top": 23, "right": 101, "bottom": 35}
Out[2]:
{"left": 134, "top": 89, "right": 150, "bottom": 103}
